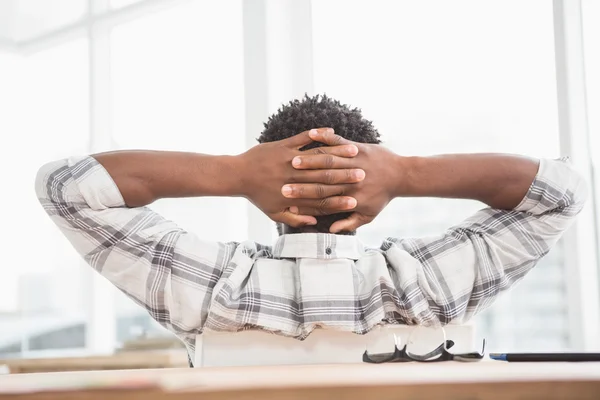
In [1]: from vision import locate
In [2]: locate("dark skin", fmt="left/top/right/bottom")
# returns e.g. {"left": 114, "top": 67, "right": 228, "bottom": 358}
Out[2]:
{"left": 93, "top": 128, "right": 365, "bottom": 227}
{"left": 93, "top": 128, "right": 539, "bottom": 234}
{"left": 284, "top": 129, "right": 540, "bottom": 233}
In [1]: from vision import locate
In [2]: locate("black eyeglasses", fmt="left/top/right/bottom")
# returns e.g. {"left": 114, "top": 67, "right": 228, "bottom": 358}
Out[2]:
{"left": 362, "top": 328, "right": 486, "bottom": 364}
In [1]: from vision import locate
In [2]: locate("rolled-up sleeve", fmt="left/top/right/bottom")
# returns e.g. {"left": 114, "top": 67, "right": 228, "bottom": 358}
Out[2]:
{"left": 35, "top": 156, "right": 237, "bottom": 342}
{"left": 383, "top": 158, "right": 588, "bottom": 326}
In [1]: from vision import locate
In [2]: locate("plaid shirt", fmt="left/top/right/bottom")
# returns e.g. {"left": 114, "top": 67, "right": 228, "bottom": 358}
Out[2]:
{"left": 36, "top": 156, "right": 586, "bottom": 358}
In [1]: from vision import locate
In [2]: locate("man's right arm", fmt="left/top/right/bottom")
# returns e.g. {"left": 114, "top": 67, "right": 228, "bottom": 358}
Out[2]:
{"left": 397, "top": 153, "right": 540, "bottom": 210}
{"left": 286, "top": 130, "right": 587, "bottom": 325}
{"left": 384, "top": 156, "right": 587, "bottom": 326}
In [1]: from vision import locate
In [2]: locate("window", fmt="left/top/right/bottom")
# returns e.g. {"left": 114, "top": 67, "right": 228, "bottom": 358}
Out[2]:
{"left": 110, "top": 0, "right": 246, "bottom": 343}
{"left": 0, "top": 39, "right": 89, "bottom": 356}
{"left": 312, "top": 0, "right": 566, "bottom": 351}
{"left": 0, "top": 0, "right": 85, "bottom": 43}
{"left": 110, "top": 0, "right": 143, "bottom": 9}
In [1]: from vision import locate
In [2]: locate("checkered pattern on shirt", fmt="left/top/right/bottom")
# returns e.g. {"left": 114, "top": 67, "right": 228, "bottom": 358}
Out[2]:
{"left": 35, "top": 156, "right": 587, "bottom": 358}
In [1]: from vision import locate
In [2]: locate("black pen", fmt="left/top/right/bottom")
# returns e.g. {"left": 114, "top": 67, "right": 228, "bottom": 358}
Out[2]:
{"left": 490, "top": 352, "right": 600, "bottom": 362}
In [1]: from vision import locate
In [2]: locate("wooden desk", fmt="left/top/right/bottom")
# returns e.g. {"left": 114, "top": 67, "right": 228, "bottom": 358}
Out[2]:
{"left": 0, "top": 350, "right": 188, "bottom": 373}
{"left": 1, "top": 362, "right": 600, "bottom": 399}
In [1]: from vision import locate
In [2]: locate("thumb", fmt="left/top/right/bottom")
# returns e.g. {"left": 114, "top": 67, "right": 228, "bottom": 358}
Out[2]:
{"left": 282, "top": 129, "right": 315, "bottom": 149}
{"left": 308, "top": 128, "right": 352, "bottom": 146}
{"left": 329, "top": 213, "right": 370, "bottom": 233}
{"left": 275, "top": 210, "right": 317, "bottom": 228}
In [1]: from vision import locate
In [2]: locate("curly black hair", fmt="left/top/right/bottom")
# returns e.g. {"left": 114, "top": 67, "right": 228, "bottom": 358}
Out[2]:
{"left": 258, "top": 94, "right": 381, "bottom": 235}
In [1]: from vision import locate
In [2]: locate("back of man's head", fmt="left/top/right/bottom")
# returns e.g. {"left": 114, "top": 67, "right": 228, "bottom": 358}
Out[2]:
{"left": 258, "top": 94, "right": 381, "bottom": 235}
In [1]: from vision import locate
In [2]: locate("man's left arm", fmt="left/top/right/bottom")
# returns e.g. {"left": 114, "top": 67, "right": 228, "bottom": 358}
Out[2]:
{"left": 34, "top": 129, "right": 363, "bottom": 338}
{"left": 35, "top": 156, "right": 228, "bottom": 341}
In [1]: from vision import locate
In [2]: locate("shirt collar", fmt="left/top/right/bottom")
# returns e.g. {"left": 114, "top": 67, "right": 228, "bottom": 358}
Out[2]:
{"left": 273, "top": 233, "right": 365, "bottom": 260}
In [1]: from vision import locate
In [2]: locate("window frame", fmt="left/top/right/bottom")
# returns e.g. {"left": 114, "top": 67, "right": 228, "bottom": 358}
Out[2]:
{"left": 553, "top": 0, "right": 600, "bottom": 350}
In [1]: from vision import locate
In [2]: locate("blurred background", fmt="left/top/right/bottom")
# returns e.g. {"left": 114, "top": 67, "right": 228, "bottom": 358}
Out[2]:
{"left": 0, "top": 0, "right": 598, "bottom": 360}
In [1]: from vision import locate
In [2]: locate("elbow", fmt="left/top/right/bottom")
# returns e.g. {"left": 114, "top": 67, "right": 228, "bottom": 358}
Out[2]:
{"left": 35, "top": 160, "right": 69, "bottom": 205}
{"left": 556, "top": 170, "right": 588, "bottom": 218}
{"left": 35, "top": 162, "right": 54, "bottom": 203}
{"left": 554, "top": 162, "right": 589, "bottom": 215}
{"left": 569, "top": 170, "right": 589, "bottom": 213}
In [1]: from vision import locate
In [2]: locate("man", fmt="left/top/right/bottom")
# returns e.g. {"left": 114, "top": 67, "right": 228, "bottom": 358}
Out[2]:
{"left": 36, "top": 95, "right": 587, "bottom": 361}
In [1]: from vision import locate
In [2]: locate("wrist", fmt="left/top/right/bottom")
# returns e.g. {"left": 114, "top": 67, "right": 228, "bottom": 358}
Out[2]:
{"left": 228, "top": 153, "right": 251, "bottom": 198}
{"left": 392, "top": 155, "right": 418, "bottom": 197}
{"left": 207, "top": 155, "right": 246, "bottom": 197}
